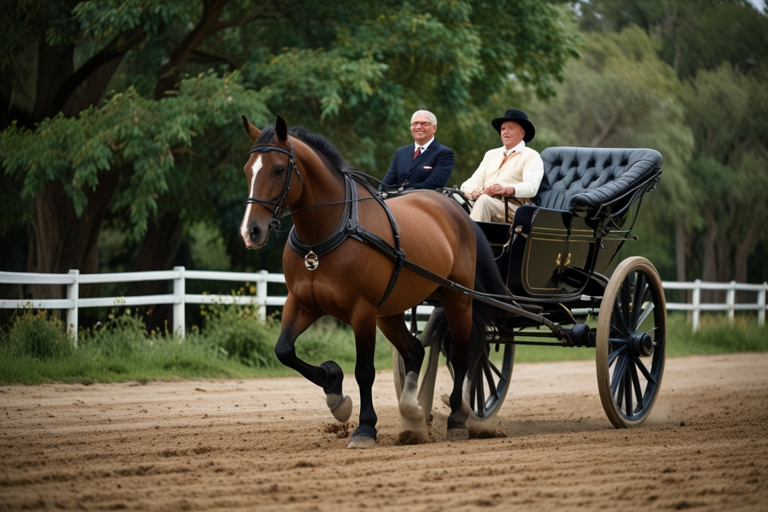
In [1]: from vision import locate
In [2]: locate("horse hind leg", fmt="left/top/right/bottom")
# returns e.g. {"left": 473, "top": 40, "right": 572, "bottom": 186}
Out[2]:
{"left": 378, "top": 315, "right": 427, "bottom": 436}
{"left": 438, "top": 293, "right": 474, "bottom": 441}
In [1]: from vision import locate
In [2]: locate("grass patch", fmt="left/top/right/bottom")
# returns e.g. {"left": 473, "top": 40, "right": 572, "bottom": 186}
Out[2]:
{"left": 0, "top": 308, "right": 764, "bottom": 385}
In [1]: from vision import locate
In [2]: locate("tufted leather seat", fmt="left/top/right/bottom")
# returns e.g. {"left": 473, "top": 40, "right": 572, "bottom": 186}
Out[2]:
{"left": 536, "top": 147, "right": 662, "bottom": 218}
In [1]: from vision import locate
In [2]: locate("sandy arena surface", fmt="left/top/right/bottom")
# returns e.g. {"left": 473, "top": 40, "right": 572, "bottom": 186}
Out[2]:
{"left": 1, "top": 353, "right": 767, "bottom": 511}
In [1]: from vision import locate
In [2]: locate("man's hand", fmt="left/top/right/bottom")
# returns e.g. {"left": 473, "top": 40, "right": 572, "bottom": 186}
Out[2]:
{"left": 484, "top": 183, "right": 514, "bottom": 197}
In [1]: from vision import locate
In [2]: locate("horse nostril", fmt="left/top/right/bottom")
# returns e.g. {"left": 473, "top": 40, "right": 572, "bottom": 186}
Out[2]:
{"left": 249, "top": 225, "right": 260, "bottom": 244}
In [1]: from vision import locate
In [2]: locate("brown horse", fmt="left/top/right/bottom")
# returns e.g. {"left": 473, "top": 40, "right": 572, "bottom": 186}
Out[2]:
{"left": 239, "top": 115, "right": 506, "bottom": 448}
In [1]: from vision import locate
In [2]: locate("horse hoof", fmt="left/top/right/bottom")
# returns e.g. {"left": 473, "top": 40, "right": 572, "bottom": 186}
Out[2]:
{"left": 446, "top": 427, "right": 469, "bottom": 441}
{"left": 326, "top": 393, "right": 353, "bottom": 422}
{"left": 347, "top": 436, "right": 376, "bottom": 449}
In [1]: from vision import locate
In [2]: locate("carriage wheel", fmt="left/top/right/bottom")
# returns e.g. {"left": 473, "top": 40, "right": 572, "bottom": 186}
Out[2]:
{"left": 596, "top": 256, "right": 666, "bottom": 428}
{"left": 465, "top": 341, "right": 515, "bottom": 422}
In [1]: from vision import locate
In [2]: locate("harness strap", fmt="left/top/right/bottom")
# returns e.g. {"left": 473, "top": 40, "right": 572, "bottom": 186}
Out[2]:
{"left": 287, "top": 171, "right": 558, "bottom": 331}
{"left": 287, "top": 175, "right": 363, "bottom": 256}
{"left": 287, "top": 172, "right": 403, "bottom": 306}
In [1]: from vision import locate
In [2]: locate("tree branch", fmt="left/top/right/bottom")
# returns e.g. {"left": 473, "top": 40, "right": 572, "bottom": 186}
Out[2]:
{"left": 51, "top": 27, "right": 147, "bottom": 115}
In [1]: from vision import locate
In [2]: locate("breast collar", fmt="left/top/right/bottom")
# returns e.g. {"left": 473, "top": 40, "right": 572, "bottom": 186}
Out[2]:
{"left": 288, "top": 169, "right": 406, "bottom": 307}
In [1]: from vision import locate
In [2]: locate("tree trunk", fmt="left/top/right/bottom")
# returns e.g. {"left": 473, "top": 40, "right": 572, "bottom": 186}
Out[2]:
{"left": 125, "top": 211, "right": 184, "bottom": 332}
{"left": 701, "top": 216, "right": 718, "bottom": 303}
{"left": 675, "top": 220, "right": 686, "bottom": 282}
{"left": 26, "top": 170, "right": 120, "bottom": 302}
{"left": 734, "top": 222, "right": 759, "bottom": 302}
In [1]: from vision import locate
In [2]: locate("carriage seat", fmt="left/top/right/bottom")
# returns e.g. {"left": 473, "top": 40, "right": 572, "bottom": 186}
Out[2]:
{"left": 535, "top": 147, "right": 662, "bottom": 219}
{"left": 480, "top": 147, "right": 662, "bottom": 297}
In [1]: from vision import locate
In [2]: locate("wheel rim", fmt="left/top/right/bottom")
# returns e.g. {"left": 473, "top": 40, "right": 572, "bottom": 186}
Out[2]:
{"left": 596, "top": 257, "right": 666, "bottom": 428}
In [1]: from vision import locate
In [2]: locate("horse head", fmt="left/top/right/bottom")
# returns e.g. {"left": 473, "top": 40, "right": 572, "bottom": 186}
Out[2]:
{"left": 239, "top": 115, "right": 303, "bottom": 249}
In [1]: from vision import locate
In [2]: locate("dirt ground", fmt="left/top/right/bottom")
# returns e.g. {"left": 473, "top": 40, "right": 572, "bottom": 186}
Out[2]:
{"left": 1, "top": 353, "right": 767, "bottom": 511}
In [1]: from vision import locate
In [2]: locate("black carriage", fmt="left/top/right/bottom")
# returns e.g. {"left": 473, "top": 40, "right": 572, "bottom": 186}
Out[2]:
{"left": 393, "top": 146, "right": 666, "bottom": 429}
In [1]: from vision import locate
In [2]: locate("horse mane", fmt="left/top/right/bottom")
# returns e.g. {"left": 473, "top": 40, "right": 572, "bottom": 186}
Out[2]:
{"left": 255, "top": 125, "right": 346, "bottom": 172}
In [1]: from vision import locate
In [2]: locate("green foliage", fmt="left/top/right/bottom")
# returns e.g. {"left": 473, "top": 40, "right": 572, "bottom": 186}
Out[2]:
{"left": 2, "top": 305, "right": 765, "bottom": 385}
{"left": 199, "top": 302, "right": 280, "bottom": 369}
{"left": 0, "top": 310, "right": 71, "bottom": 360}
{"left": 667, "top": 313, "right": 768, "bottom": 356}
{"left": 0, "top": 72, "right": 269, "bottom": 240}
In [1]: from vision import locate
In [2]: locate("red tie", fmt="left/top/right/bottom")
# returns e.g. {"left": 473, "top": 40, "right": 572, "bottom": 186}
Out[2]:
{"left": 413, "top": 147, "right": 422, "bottom": 160}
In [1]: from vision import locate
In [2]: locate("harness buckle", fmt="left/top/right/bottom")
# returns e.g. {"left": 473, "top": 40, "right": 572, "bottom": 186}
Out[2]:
{"left": 304, "top": 250, "right": 319, "bottom": 271}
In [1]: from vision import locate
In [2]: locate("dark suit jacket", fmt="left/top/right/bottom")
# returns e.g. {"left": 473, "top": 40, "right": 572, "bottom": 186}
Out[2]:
{"left": 382, "top": 140, "right": 454, "bottom": 190}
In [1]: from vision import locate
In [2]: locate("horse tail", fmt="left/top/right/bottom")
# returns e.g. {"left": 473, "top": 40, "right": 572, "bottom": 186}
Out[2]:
{"left": 421, "top": 222, "right": 507, "bottom": 383}
{"left": 466, "top": 222, "right": 507, "bottom": 382}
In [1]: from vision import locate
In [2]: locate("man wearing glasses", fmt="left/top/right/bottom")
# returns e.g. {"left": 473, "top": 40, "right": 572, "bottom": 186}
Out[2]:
{"left": 381, "top": 110, "right": 455, "bottom": 191}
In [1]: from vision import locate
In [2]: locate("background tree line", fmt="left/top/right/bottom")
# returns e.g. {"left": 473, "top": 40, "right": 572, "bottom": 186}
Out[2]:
{"left": 1, "top": 0, "right": 766, "bottom": 328}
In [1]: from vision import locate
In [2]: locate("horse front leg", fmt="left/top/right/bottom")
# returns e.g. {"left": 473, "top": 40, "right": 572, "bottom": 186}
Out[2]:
{"left": 274, "top": 295, "right": 352, "bottom": 423}
{"left": 347, "top": 314, "right": 381, "bottom": 449}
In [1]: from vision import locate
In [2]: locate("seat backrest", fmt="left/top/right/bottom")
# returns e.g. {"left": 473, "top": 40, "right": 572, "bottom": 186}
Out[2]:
{"left": 536, "top": 147, "right": 662, "bottom": 217}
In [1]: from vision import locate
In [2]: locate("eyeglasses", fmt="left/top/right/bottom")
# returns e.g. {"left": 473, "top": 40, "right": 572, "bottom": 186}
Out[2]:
{"left": 410, "top": 122, "right": 432, "bottom": 128}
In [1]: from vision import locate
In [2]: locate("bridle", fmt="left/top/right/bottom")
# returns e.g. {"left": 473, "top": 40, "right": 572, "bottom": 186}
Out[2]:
{"left": 244, "top": 140, "right": 303, "bottom": 232}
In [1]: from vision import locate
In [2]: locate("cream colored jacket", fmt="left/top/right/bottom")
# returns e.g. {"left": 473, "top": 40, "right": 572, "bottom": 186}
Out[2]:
{"left": 460, "top": 146, "right": 544, "bottom": 198}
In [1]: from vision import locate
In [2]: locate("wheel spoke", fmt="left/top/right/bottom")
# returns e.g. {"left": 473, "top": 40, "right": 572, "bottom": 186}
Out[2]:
{"left": 489, "top": 359, "right": 504, "bottom": 381}
{"left": 607, "top": 342, "right": 627, "bottom": 367}
{"left": 623, "top": 368, "right": 633, "bottom": 416}
{"left": 613, "top": 288, "right": 630, "bottom": 336}
{"left": 635, "top": 301, "right": 655, "bottom": 330}
{"left": 632, "top": 355, "right": 657, "bottom": 385}
{"left": 630, "top": 272, "right": 647, "bottom": 327}
{"left": 616, "top": 363, "right": 626, "bottom": 409}
{"left": 629, "top": 361, "right": 644, "bottom": 412}
{"left": 483, "top": 357, "right": 499, "bottom": 401}
{"left": 611, "top": 353, "right": 628, "bottom": 397}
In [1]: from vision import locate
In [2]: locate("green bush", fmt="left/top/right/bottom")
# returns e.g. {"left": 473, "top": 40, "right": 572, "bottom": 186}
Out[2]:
{"left": 0, "top": 309, "right": 72, "bottom": 359}
{"left": 2, "top": 306, "right": 763, "bottom": 385}
{"left": 200, "top": 303, "right": 281, "bottom": 368}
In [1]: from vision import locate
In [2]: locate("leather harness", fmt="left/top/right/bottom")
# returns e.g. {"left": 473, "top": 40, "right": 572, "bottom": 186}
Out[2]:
{"left": 245, "top": 142, "right": 553, "bottom": 330}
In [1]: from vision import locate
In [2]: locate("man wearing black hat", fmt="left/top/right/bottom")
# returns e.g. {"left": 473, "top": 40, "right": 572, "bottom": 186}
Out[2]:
{"left": 460, "top": 109, "right": 543, "bottom": 223}
{"left": 381, "top": 110, "right": 455, "bottom": 191}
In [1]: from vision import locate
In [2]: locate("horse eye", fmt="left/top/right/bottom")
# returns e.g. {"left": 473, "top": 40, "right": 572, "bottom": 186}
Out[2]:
{"left": 274, "top": 165, "right": 286, "bottom": 176}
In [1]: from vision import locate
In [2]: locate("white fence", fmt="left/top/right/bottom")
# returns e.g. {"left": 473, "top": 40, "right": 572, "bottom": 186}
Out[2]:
{"left": 1, "top": 269, "right": 766, "bottom": 343}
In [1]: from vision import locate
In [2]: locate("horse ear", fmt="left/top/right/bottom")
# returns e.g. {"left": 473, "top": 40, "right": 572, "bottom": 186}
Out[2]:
{"left": 275, "top": 116, "right": 288, "bottom": 142}
{"left": 242, "top": 115, "right": 261, "bottom": 141}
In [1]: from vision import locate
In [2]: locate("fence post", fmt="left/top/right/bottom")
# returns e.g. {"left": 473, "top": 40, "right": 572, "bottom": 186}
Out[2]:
{"left": 66, "top": 269, "right": 79, "bottom": 347}
{"left": 727, "top": 281, "right": 736, "bottom": 324}
{"left": 759, "top": 283, "right": 766, "bottom": 328}
{"left": 173, "top": 266, "right": 185, "bottom": 338}
{"left": 692, "top": 279, "right": 701, "bottom": 332}
{"left": 258, "top": 270, "right": 268, "bottom": 321}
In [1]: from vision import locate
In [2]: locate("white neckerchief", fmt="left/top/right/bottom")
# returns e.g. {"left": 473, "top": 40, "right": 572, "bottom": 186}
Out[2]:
{"left": 504, "top": 140, "right": 526, "bottom": 156}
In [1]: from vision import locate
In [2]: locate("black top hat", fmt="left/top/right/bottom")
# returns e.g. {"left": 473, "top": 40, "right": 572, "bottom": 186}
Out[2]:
{"left": 491, "top": 109, "right": 535, "bottom": 142}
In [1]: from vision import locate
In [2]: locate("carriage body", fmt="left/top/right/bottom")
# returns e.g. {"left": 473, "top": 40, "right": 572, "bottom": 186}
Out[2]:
{"left": 483, "top": 146, "right": 662, "bottom": 301}
{"left": 398, "top": 147, "right": 668, "bottom": 429}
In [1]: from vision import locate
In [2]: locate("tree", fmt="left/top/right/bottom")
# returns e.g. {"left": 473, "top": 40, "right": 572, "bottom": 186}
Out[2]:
{"left": 523, "top": 26, "right": 695, "bottom": 279}
{"left": 682, "top": 65, "right": 768, "bottom": 286}
{"left": 573, "top": 0, "right": 768, "bottom": 283}
{"left": 0, "top": 0, "right": 580, "bottom": 325}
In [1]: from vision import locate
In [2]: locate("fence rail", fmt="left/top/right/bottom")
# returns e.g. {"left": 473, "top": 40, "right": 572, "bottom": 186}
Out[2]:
{"left": 1, "top": 269, "right": 765, "bottom": 343}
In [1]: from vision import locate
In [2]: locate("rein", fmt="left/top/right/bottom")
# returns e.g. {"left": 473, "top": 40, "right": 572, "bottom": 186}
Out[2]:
{"left": 243, "top": 142, "right": 546, "bottom": 322}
